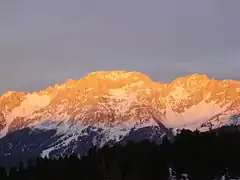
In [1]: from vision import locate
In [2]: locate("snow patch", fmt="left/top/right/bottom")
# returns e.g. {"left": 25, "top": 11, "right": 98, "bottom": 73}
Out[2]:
{"left": 162, "top": 101, "right": 227, "bottom": 129}
{"left": 7, "top": 94, "right": 50, "bottom": 122}
{"left": 39, "top": 115, "right": 160, "bottom": 158}
{"left": 0, "top": 94, "right": 51, "bottom": 138}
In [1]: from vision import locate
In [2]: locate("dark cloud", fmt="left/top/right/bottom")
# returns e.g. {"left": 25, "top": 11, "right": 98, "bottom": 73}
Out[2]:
{"left": 1, "top": 0, "right": 240, "bottom": 94}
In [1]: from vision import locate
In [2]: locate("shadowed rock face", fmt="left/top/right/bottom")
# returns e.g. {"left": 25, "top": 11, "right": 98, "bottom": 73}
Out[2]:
{"left": 0, "top": 113, "right": 6, "bottom": 131}
{"left": 0, "top": 123, "right": 173, "bottom": 167}
{"left": 0, "top": 128, "right": 58, "bottom": 167}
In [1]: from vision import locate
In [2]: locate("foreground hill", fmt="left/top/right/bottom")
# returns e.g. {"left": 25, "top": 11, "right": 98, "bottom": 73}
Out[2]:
{"left": 2, "top": 127, "right": 240, "bottom": 180}
{"left": 0, "top": 71, "right": 239, "bottom": 166}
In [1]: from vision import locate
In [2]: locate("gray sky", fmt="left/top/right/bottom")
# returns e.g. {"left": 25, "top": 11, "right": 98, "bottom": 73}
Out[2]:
{"left": 1, "top": 0, "right": 240, "bottom": 94}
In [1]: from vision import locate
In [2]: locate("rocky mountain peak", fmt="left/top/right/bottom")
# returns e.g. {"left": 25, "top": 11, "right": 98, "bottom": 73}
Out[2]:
{"left": 0, "top": 71, "right": 239, "bottom": 163}
{"left": 0, "top": 71, "right": 239, "bottom": 135}
{"left": 85, "top": 71, "right": 152, "bottom": 82}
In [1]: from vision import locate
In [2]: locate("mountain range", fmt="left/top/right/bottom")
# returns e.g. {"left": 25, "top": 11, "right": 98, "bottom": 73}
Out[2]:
{"left": 0, "top": 71, "right": 239, "bottom": 166}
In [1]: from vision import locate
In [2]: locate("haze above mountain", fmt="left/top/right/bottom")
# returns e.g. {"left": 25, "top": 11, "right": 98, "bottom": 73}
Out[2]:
{"left": 1, "top": 1, "right": 240, "bottom": 94}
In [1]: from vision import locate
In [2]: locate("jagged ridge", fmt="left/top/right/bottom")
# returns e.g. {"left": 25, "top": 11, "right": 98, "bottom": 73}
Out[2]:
{"left": 0, "top": 71, "right": 240, "bottom": 131}
{"left": 0, "top": 71, "right": 239, "bottom": 161}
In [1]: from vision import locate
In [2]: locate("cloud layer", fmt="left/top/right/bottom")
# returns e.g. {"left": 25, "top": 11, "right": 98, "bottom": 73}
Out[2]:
{"left": 1, "top": 0, "right": 240, "bottom": 94}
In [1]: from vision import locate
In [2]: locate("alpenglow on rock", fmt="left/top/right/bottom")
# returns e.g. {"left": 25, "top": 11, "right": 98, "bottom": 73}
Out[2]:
{"left": 0, "top": 71, "right": 239, "bottom": 166}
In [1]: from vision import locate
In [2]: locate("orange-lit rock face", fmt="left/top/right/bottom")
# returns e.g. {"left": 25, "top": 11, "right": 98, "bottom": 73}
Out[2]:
{"left": 0, "top": 113, "right": 6, "bottom": 131}
{"left": 0, "top": 71, "right": 240, "bottom": 132}
{"left": 0, "top": 91, "right": 26, "bottom": 113}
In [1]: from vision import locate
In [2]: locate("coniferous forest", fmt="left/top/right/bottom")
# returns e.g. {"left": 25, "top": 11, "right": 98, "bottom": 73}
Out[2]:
{"left": 1, "top": 126, "right": 240, "bottom": 180}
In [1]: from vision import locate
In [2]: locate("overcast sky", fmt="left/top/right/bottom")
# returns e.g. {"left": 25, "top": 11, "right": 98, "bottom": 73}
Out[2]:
{"left": 1, "top": 0, "right": 240, "bottom": 94}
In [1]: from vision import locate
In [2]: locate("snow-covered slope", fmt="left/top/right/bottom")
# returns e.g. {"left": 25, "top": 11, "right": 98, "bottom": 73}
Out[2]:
{"left": 0, "top": 71, "right": 239, "bottom": 166}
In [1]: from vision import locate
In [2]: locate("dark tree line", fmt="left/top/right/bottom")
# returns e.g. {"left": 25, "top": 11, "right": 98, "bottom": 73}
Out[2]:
{"left": 1, "top": 125, "right": 240, "bottom": 180}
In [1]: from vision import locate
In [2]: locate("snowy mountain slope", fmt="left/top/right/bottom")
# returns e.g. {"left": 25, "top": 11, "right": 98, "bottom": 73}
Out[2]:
{"left": 0, "top": 71, "right": 239, "bottom": 165}
{"left": 0, "top": 121, "right": 172, "bottom": 167}
{"left": 199, "top": 99, "right": 240, "bottom": 131}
